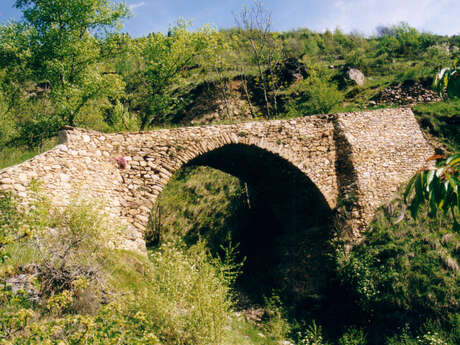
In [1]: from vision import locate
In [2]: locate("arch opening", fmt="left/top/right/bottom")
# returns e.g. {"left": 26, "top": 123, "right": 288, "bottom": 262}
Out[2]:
{"left": 148, "top": 143, "right": 336, "bottom": 318}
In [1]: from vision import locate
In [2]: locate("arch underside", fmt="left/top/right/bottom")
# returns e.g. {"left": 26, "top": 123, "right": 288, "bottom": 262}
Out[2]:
{"left": 161, "top": 143, "right": 335, "bottom": 303}
{"left": 186, "top": 143, "right": 332, "bottom": 233}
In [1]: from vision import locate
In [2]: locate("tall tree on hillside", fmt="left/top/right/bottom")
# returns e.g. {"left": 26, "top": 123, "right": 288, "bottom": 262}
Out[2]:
{"left": 13, "top": 0, "right": 130, "bottom": 126}
{"left": 234, "top": 0, "right": 283, "bottom": 118}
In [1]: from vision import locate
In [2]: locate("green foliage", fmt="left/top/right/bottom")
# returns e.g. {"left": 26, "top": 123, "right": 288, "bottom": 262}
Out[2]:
{"left": 0, "top": 188, "right": 245, "bottom": 344}
{"left": 15, "top": 113, "right": 62, "bottom": 149}
{"left": 0, "top": 0, "right": 130, "bottom": 133}
{"left": 233, "top": 0, "right": 285, "bottom": 118}
{"left": 298, "top": 321, "right": 327, "bottom": 345}
{"left": 404, "top": 154, "right": 459, "bottom": 229}
{"left": 376, "top": 22, "right": 431, "bottom": 58}
{"left": 0, "top": 138, "right": 58, "bottom": 170}
{"left": 434, "top": 61, "right": 460, "bottom": 100}
{"left": 146, "top": 165, "right": 246, "bottom": 250}
{"left": 137, "top": 20, "right": 216, "bottom": 128}
{"left": 0, "top": 192, "right": 21, "bottom": 264}
{"left": 337, "top": 201, "right": 460, "bottom": 342}
{"left": 338, "top": 327, "right": 367, "bottom": 345}
{"left": 285, "top": 64, "right": 344, "bottom": 116}
{"left": 2, "top": 6, "right": 460, "bottom": 344}
{"left": 413, "top": 99, "right": 460, "bottom": 152}
{"left": 262, "top": 294, "right": 291, "bottom": 342}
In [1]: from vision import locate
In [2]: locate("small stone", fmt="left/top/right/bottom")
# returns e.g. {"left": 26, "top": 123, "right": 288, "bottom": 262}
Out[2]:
{"left": 0, "top": 184, "right": 11, "bottom": 191}
{"left": 59, "top": 173, "right": 70, "bottom": 182}
{"left": 13, "top": 184, "right": 26, "bottom": 192}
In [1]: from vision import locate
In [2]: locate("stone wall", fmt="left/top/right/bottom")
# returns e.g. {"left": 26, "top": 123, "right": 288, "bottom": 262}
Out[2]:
{"left": 0, "top": 108, "right": 433, "bottom": 252}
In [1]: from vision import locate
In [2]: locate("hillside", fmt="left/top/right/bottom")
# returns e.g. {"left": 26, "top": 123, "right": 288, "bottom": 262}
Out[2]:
{"left": 0, "top": 1, "right": 459, "bottom": 344}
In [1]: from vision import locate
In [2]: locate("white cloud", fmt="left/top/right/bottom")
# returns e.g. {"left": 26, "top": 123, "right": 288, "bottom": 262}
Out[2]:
{"left": 317, "top": 0, "right": 460, "bottom": 36}
{"left": 129, "top": 2, "right": 146, "bottom": 11}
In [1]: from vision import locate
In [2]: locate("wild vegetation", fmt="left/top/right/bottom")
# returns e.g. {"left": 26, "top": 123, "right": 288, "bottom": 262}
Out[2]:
{"left": 0, "top": 0, "right": 459, "bottom": 344}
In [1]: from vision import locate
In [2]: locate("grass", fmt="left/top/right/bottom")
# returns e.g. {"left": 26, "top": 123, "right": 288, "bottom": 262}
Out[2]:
{"left": 0, "top": 138, "right": 58, "bottom": 170}
{"left": 146, "top": 165, "right": 246, "bottom": 251}
{"left": 413, "top": 99, "right": 460, "bottom": 152}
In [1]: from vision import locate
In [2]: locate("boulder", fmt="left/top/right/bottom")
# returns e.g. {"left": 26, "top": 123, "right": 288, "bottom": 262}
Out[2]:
{"left": 346, "top": 68, "right": 365, "bottom": 86}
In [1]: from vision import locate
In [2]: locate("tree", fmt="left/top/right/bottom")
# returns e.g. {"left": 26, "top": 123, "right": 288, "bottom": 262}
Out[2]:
{"left": 13, "top": 0, "right": 130, "bottom": 126}
{"left": 375, "top": 22, "right": 423, "bottom": 57}
{"left": 234, "top": 0, "right": 284, "bottom": 118}
{"left": 137, "top": 20, "right": 215, "bottom": 129}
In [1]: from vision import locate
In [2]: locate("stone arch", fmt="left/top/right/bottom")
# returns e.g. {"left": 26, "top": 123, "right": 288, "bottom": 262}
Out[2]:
{"left": 148, "top": 141, "right": 335, "bottom": 302}
{"left": 129, "top": 131, "right": 335, "bottom": 234}
{"left": 0, "top": 108, "right": 434, "bottom": 253}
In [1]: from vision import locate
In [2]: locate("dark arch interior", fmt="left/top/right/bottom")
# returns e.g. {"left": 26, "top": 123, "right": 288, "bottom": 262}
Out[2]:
{"left": 152, "top": 143, "right": 338, "bottom": 319}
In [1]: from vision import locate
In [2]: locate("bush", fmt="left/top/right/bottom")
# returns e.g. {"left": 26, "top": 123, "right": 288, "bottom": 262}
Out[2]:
{"left": 0, "top": 187, "right": 239, "bottom": 344}
{"left": 32, "top": 198, "right": 112, "bottom": 315}
{"left": 133, "top": 241, "right": 234, "bottom": 345}
{"left": 336, "top": 200, "right": 460, "bottom": 342}
{"left": 286, "top": 76, "right": 343, "bottom": 116}
{"left": 298, "top": 321, "right": 327, "bottom": 345}
{"left": 338, "top": 327, "right": 367, "bottom": 345}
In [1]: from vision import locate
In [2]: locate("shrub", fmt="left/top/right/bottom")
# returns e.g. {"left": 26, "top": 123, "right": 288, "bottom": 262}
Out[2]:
{"left": 0, "top": 189, "right": 238, "bottom": 344}
{"left": 0, "top": 192, "right": 20, "bottom": 263}
{"left": 262, "top": 294, "right": 291, "bottom": 342}
{"left": 336, "top": 200, "right": 460, "bottom": 341}
{"left": 298, "top": 320, "right": 327, "bottom": 345}
{"left": 138, "top": 241, "right": 234, "bottom": 345}
{"left": 1, "top": 189, "right": 113, "bottom": 314}
{"left": 29, "top": 197, "right": 114, "bottom": 317}
{"left": 286, "top": 76, "right": 343, "bottom": 116}
{"left": 338, "top": 327, "right": 367, "bottom": 345}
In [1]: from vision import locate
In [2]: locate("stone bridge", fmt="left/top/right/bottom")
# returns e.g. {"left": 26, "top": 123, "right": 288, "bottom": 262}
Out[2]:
{"left": 0, "top": 108, "right": 433, "bottom": 252}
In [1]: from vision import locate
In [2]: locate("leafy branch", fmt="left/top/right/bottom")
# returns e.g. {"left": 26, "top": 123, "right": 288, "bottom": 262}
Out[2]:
{"left": 434, "top": 59, "right": 460, "bottom": 100}
{"left": 404, "top": 154, "right": 460, "bottom": 230}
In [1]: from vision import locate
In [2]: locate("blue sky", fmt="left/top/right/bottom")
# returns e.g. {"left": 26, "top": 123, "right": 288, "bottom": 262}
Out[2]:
{"left": 0, "top": 0, "right": 459, "bottom": 37}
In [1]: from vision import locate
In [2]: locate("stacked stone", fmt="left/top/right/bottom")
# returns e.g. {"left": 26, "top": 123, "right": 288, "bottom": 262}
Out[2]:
{"left": 0, "top": 108, "right": 433, "bottom": 253}
{"left": 372, "top": 82, "right": 441, "bottom": 106}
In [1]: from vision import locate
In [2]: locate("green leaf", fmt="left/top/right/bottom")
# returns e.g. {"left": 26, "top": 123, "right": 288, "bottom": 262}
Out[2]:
{"left": 404, "top": 175, "right": 416, "bottom": 203}
{"left": 415, "top": 171, "right": 425, "bottom": 199}
{"left": 426, "top": 170, "right": 435, "bottom": 190}
{"left": 431, "top": 176, "right": 443, "bottom": 209}
{"left": 446, "top": 153, "right": 460, "bottom": 167}
{"left": 446, "top": 174, "right": 458, "bottom": 193}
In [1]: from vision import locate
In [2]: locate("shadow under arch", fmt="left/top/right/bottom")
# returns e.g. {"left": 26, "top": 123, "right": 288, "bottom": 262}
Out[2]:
{"left": 155, "top": 143, "right": 335, "bottom": 314}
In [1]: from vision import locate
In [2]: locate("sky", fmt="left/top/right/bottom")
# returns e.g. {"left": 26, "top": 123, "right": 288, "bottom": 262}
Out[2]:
{"left": 0, "top": 0, "right": 459, "bottom": 37}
